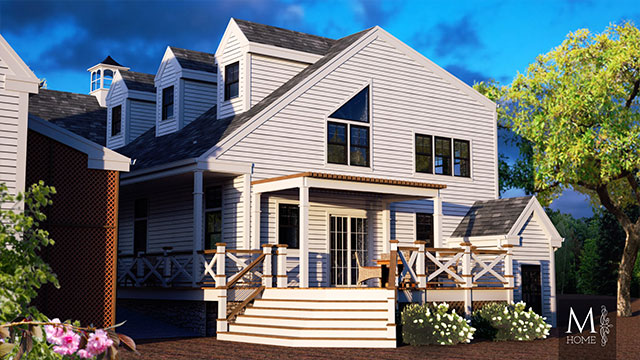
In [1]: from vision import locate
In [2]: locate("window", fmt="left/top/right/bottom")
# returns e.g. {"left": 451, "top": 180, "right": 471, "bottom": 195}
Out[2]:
{"left": 434, "top": 137, "right": 452, "bottom": 175}
{"left": 416, "top": 213, "right": 434, "bottom": 247}
{"left": 91, "top": 70, "right": 101, "bottom": 91}
{"left": 224, "top": 62, "right": 239, "bottom": 100}
{"left": 162, "top": 86, "right": 174, "bottom": 120}
{"left": 454, "top": 139, "right": 470, "bottom": 177}
{"left": 133, "top": 199, "right": 148, "bottom": 255}
{"left": 327, "top": 86, "right": 371, "bottom": 167}
{"left": 111, "top": 105, "right": 122, "bottom": 136}
{"left": 278, "top": 204, "right": 299, "bottom": 249}
{"left": 415, "top": 134, "right": 432, "bottom": 174}
{"left": 205, "top": 187, "right": 222, "bottom": 250}
{"left": 103, "top": 69, "right": 114, "bottom": 89}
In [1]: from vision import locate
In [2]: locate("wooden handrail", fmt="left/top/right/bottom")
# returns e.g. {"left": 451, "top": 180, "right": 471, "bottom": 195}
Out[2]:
{"left": 227, "top": 286, "right": 265, "bottom": 321}
{"left": 197, "top": 249, "right": 217, "bottom": 255}
{"left": 425, "top": 247, "right": 465, "bottom": 253}
{"left": 226, "top": 253, "right": 266, "bottom": 288}
{"left": 471, "top": 249, "right": 507, "bottom": 255}
{"left": 398, "top": 246, "right": 419, "bottom": 251}
{"left": 226, "top": 249, "right": 262, "bottom": 254}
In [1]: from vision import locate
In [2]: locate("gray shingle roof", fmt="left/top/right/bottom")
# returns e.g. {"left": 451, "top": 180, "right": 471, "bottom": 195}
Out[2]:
{"left": 169, "top": 47, "right": 216, "bottom": 73}
{"left": 28, "top": 89, "right": 107, "bottom": 146}
{"left": 120, "top": 70, "right": 155, "bottom": 93}
{"left": 120, "top": 27, "right": 372, "bottom": 171}
{"left": 451, "top": 196, "right": 533, "bottom": 238}
{"left": 234, "top": 19, "right": 336, "bottom": 55}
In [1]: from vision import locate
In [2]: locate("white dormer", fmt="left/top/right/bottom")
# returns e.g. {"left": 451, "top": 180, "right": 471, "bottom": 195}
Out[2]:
{"left": 154, "top": 46, "right": 217, "bottom": 137}
{"left": 87, "top": 56, "right": 129, "bottom": 107}
{"left": 215, "top": 18, "right": 332, "bottom": 119}
{"left": 105, "top": 70, "right": 156, "bottom": 149}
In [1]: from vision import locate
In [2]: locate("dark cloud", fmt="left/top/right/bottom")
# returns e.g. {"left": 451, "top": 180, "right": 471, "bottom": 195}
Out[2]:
{"left": 432, "top": 15, "right": 482, "bottom": 58}
{"left": 443, "top": 64, "right": 489, "bottom": 86}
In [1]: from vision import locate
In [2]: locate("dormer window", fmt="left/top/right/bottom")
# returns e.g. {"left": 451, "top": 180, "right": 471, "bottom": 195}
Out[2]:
{"left": 111, "top": 105, "right": 122, "bottom": 136}
{"left": 91, "top": 70, "right": 101, "bottom": 91}
{"left": 224, "top": 62, "right": 239, "bottom": 101}
{"left": 162, "top": 86, "right": 174, "bottom": 120}
{"left": 327, "top": 86, "right": 371, "bottom": 167}
{"left": 103, "top": 70, "right": 114, "bottom": 89}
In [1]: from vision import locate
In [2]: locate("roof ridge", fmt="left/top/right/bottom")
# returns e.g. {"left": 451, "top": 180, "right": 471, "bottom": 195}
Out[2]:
{"left": 36, "top": 88, "right": 100, "bottom": 98}
{"left": 233, "top": 18, "right": 335, "bottom": 42}
{"left": 168, "top": 46, "right": 214, "bottom": 55}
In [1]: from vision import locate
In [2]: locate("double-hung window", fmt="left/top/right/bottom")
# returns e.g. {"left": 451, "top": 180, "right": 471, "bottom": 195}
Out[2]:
{"left": 111, "top": 105, "right": 122, "bottom": 136}
{"left": 415, "top": 134, "right": 470, "bottom": 177}
{"left": 416, "top": 213, "right": 434, "bottom": 247}
{"left": 133, "top": 199, "right": 148, "bottom": 255}
{"left": 162, "top": 86, "right": 174, "bottom": 120}
{"left": 327, "top": 86, "right": 370, "bottom": 167}
{"left": 204, "top": 187, "right": 222, "bottom": 250}
{"left": 415, "top": 134, "right": 432, "bottom": 173}
{"left": 454, "top": 139, "right": 470, "bottom": 177}
{"left": 434, "top": 137, "right": 452, "bottom": 175}
{"left": 278, "top": 203, "right": 299, "bottom": 249}
{"left": 224, "top": 62, "right": 239, "bottom": 100}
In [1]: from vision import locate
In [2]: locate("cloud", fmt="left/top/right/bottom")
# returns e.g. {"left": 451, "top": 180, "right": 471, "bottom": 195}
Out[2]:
{"left": 443, "top": 64, "right": 490, "bottom": 86}
{"left": 432, "top": 15, "right": 482, "bottom": 58}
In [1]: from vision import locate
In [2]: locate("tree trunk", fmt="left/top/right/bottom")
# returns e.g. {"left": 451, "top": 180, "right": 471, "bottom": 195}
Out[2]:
{"left": 617, "top": 227, "right": 640, "bottom": 317}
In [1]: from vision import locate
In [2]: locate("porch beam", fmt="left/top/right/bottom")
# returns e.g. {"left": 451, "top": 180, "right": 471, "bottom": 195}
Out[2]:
{"left": 433, "top": 190, "right": 443, "bottom": 248}
{"left": 192, "top": 170, "right": 204, "bottom": 287}
{"left": 299, "top": 183, "right": 310, "bottom": 288}
{"left": 305, "top": 178, "right": 439, "bottom": 197}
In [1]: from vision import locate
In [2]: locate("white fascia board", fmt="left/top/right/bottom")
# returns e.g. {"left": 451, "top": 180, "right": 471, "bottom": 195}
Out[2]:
{"left": 197, "top": 159, "right": 252, "bottom": 174}
{"left": 197, "top": 28, "right": 378, "bottom": 163}
{"left": 245, "top": 42, "right": 321, "bottom": 64}
{"left": 120, "top": 162, "right": 198, "bottom": 186}
{"left": 374, "top": 26, "right": 496, "bottom": 112}
{"left": 28, "top": 116, "right": 130, "bottom": 172}
{"left": 306, "top": 177, "right": 439, "bottom": 198}
{"left": 253, "top": 177, "right": 304, "bottom": 194}
{"left": 154, "top": 47, "right": 176, "bottom": 84}
{"left": 120, "top": 158, "right": 197, "bottom": 180}
{"left": 180, "top": 68, "right": 217, "bottom": 83}
{"left": 507, "top": 196, "right": 564, "bottom": 248}
{"left": 87, "top": 63, "right": 129, "bottom": 72}
{"left": 0, "top": 34, "right": 39, "bottom": 93}
{"left": 215, "top": 18, "right": 250, "bottom": 58}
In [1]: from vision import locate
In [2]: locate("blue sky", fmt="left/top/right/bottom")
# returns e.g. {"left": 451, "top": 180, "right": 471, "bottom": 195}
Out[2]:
{"left": 2, "top": 0, "right": 637, "bottom": 218}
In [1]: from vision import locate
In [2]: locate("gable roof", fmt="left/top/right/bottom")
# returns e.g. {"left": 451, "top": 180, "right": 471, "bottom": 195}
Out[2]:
{"left": 234, "top": 18, "right": 336, "bottom": 55}
{"left": 120, "top": 70, "right": 155, "bottom": 93}
{"left": 100, "top": 55, "right": 123, "bottom": 67}
{"left": 28, "top": 89, "right": 107, "bottom": 146}
{"left": 451, "top": 196, "right": 533, "bottom": 238}
{"left": 169, "top": 46, "right": 216, "bottom": 73}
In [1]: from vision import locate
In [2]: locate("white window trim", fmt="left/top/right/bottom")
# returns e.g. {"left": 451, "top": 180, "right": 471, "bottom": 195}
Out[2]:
{"left": 411, "top": 129, "right": 474, "bottom": 182}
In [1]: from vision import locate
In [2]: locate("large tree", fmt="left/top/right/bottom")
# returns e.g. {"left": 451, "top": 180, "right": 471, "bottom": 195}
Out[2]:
{"left": 476, "top": 22, "right": 640, "bottom": 316}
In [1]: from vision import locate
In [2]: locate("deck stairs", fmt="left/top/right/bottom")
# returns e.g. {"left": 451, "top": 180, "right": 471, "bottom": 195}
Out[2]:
{"left": 217, "top": 288, "right": 397, "bottom": 348}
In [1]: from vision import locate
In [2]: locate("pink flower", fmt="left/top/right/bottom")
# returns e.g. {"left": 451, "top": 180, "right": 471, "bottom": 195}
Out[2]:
{"left": 52, "top": 330, "right": 80, "bottom": 356}
{"left": 85, "top": 329, "right": 113, "bottom": 356}
{"left": 77, "top": 349, "right": 93, "bottom": 359}
{"left": 44, "top": 319, "right": 66, "bottom": 345}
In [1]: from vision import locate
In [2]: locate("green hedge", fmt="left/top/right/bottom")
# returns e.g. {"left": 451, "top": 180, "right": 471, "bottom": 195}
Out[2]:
{"left": 401, "top": 302, "right": 475, "bottom": 346}
{"left": 471, "top": 301, "right": 551, "bottom": 341}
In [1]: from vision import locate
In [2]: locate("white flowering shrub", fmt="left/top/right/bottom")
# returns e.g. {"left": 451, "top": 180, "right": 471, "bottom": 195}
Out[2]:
{"left": 471, "top": 301, "right": 551, "bottom": 341}
{"left": 401, "top": 302, "right": 475, "bottom": 346}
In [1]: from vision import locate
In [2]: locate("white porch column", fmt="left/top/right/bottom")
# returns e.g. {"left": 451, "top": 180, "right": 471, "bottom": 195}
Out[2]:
{"left": 262, "top": 244, "right": 274, "bottom": 288}
{"left": 461, "top": 242, "right": 473, "bottom": 318}
{"left": 382, "top": 200, "right": 391, "bottom": 254}
{"left": 433, "top": 191, "right": 443, "bottom": 248}
{"left": 299, "top": 184, "right": 309, "bottom": 288}
{"left": 276, "top": 244, "right": 288, "bottom": 288}
{"left": 414, "top": 241, "right": 426, "bottom": 290}
{"left": 243, "top": 174, "right": 251, "bottom": 249}
{"left": 251, "top": 192, "right": 261, "bottom": 249}
{"left": 548, "top": 245, "right": 557, "bottom": 327}
{"left": 192, "top": 170, "right": 204, "bottom": 287}
{"left": 216, "top": 243, "right": 227, "bottom": 332}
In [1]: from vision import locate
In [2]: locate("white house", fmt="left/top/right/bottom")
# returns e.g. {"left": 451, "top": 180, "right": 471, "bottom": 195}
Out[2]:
{"left": 4, "top": 18, "right": 564, "bottom": 348}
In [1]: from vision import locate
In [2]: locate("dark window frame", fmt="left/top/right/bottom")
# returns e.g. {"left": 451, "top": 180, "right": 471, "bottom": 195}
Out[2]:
{"left": 434, "top": 136, "right": 452, "bottom": 176}
{"left": 204, "top": 186, "right": 223, "bottom": 250}
{"left": 111, "top": 105, "right": 122, "bottom": 137}
{"left": 415, "top": 134, "right": 433, "bottom": 174}
{"left": 224, "top": 62, "right": 239, "bottom": 101}
{"left": 416, "top": 213, "right": 434, "bottom": 247}
{"left": 161, "top": 86, "right": 174, "bottom": 120}
{"left": 349, "top": 124, "right": 370, "bottom": 167}
{"left": 133, "top": 198, "right": 148, "bottom": 255}
{"left": 327, "top": 121, "right": 348, "bottom": 165}
{"left": 278, "top": 203, "right": 299, "bottom": 249}
{"left": 454, "top": 139, "right": 471, "bottom": 178}
{"left": 326, "top": 86, "right": 371, "bottom": 167}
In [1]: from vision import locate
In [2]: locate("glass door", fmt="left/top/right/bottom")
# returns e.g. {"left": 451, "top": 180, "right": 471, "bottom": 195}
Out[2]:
{"left": 330, "top": 215, "right": 368, "bottom": 286}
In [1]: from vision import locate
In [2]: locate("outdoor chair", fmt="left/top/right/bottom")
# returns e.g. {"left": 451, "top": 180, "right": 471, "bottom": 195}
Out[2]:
{"left": 354, "top": 253, "right": 382, "bottom": 287}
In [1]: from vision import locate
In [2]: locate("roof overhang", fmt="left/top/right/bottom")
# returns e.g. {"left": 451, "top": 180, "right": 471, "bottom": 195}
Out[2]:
{"left": 252, "top": 172, "right": 445, "bottom": 198}
{"left": 28, "top": 116, "right": 130, "bottom": 172}
{"left": 0, "top": 34, "right": 39, "bottom": 93}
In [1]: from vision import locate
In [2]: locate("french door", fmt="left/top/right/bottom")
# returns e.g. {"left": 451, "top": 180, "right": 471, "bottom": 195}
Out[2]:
{"left": 330, "top": 215, "right": 368, "bottom": 286}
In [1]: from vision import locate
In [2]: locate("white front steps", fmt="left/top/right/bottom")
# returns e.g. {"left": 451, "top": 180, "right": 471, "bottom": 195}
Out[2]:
{"left": 217, "top": 288, "right": 397, "bottom": 348}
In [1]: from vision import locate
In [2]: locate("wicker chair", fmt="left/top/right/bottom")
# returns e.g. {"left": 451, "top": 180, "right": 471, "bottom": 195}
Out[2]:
{"left": 355, "top": 253, "right": 382, "bottom": 287}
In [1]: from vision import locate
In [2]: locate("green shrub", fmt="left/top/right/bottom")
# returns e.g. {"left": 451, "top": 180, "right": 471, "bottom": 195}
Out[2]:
{"left": 401, "top": 302, "right": 475, "bottom": 345}
{"left": 472, "top": 301, "right": 551, "bottom": 341}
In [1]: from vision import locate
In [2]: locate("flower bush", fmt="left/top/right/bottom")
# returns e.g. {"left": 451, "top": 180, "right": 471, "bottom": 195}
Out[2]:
{"left": 401, "top": 302, "right": 475, "bottom": 346}
{"left": 471, "top": 301, "right": 551, "bottom": 341}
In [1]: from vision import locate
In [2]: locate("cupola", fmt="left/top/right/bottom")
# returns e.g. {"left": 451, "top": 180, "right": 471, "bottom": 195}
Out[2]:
{"left": 87, "top": 56, "right": 129, "bottom": 107}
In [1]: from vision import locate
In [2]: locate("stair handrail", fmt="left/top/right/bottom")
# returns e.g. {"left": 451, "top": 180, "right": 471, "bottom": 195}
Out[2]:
{"left": 226, "top": 253, "right": 266, "bottom": 288}
{"left": 226, "top": 286, "right": 265, "bottom": 322}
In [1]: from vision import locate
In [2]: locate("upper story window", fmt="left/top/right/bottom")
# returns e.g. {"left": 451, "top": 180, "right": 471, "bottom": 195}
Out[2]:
{"left": 162, "top": 86, "right": 174, "bottom": 120}
{"left": 103, "top": 69, "right": 114, "bottom": 89}
{"left": 91, "top": 70, "right": 101, "bottom": 91}
{"left": 416, "top": 213, "right": 434, "bottom": 247}
{"left": 205, "top": 187, "right": 222, "bottom": 250}
{"left": 327, "top": 86, "right": 370, "bottom": 167}
{"left": 454, "top": 139, "right": 470, "bottom": 177}
{"left": 111, "top": 105, "right": 122, "bottom": 136}
{"left": 279, "top": 203, "right": 299, "bottom": 249}
{"left": 224, "top": 62, "right": 239, "bottom": 101}
{"left": 415, "top": 134, "right": 432, "bottom": 174}
{"left": 134, "top": 198, "right": 148, "bottom": 255}
{"left": 434, "top": 137, "right": 452, "bottom": 175}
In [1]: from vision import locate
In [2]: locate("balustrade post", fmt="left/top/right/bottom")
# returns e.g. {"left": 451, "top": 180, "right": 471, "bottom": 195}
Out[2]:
{"left": 162, "top": 247, "right": 173, "bottom": 287}
{"left": 215, "top": 243, "right": 226, "bottom": 288}
{"left": 262, "top": 244, "right": 274, "bottom": 288}
{"left": 388, "top": 240, "right": 399, "bottom": 289}
{"left": 414, "top": 241, "right": 426, "bottom": 290}
{"left": 276, "top": 244, "right": 288, "bottom": 288}
{"left": 136, "top": 251, "right": 145, "bottom": 286}
{"left": 504, "top": 245, "right": 514, "bottom": 303}
{"left": 461, "top": 242, "right": 473, "bottom": 317}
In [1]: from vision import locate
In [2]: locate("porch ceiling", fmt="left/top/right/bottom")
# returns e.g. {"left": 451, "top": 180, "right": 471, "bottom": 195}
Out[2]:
{"left": 251, "top": 172, "right": 445, "bottom": 198}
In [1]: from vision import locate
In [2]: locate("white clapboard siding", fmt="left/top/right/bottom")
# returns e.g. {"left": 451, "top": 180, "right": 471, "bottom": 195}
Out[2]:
{"left": 249, "top": 54, "right": 307, "bottom": 107}
{"left": 217, "top": 33, "right": 245, "bottom": 119}
{"left": 222, "top": 176, "right": 245, "bottom": 249}
{"left": 106, "top": 80, "right": 126, "bottom": 149}
{"left": 512, "top": 215, "right": 553, "bottom": 319}
{"left": 183, "top": 79, "right": 216, "bottom": 126}
{"left": 0, "top": 58, "right": 25, "bottom": 202}
{"left": 155, "top": 58, "right": 181, "bottom": 136}
{"left": 218, "top": 36, "right": 498, "bottom": 241}
{"left": 0, "top": 58, "right": 6, "bottom": 89}
{"left": 128, "top": 99, "right": 155, "bottom": 141}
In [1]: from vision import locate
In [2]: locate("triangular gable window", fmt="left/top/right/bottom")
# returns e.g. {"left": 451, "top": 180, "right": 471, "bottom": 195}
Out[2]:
{"left": 329, "top": 86, "right": 369, "bottom": 123}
